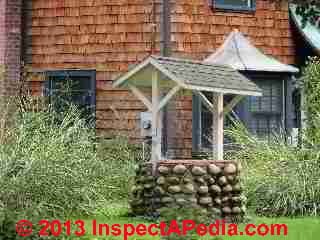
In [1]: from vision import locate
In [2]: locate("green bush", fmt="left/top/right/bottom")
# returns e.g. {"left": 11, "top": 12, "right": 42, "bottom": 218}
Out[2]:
{"left": 0, "top": 105, "right": 138, "bottom": 238}
{"left": 226, "top": 122, "right": 320, "bottom": 217}
{"left": 302, "top": 57, "right": 320, "bottom": 146}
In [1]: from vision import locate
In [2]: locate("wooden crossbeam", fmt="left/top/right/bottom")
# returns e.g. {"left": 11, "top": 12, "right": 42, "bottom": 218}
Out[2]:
{"left": 158, "top": 85, "right": 181, "bottom": 111}
{"left": 128, "top": 84, "right": 152, "bottom": 111}
{"left": 196, "top": 91, "right": 214, "bottom": 113}
{"left": 223, "top": 95, "right": 244, "bottom": 117}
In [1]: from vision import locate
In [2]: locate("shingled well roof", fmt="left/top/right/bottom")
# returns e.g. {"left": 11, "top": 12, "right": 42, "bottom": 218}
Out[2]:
{"left": 113, "top": 55, "right": 262, "bottom": 96}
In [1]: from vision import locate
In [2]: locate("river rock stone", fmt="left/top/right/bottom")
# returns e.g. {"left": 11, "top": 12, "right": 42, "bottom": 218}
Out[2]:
{"left": 218, "top": 176, "right": 228, "bottom": 186}
{"left": 157, "top": 176, "right": 166, "bottom": 185}
{"left": 232, "top": 196, "right": 241, "bottom": 203}
{"left": 173, "top": 164, "right": 187, "bottom": 174}
{"left": 131, "top": 185, "right": 140, "bottom": 193}
{"left": 161, "top": 197, "right": 174, "bottom": 203}
{"left": 144, "top": 183, "right": 153, "bottom": 189}
{"left": 158, "top": 166, "right": 170, "bottom": 175}
{"left": 168, "top": 185, "right": 181, "bottom": 193}
{"left": 199, "top": 197, "right": 212, "bottom": 205}
{"left": 233, "top": 183, "right": 241, "bottom": 192}
{"left": 224, "top": 163, "right": 237, "bottom": 174}
{"left": 208, "top": 177, "right": 215, "bottom": 184}
{"left": 144, "top": 192, "right": 153, "bottom": 197}
{"left": 183, "top": 177, "right": 193, "bottom": 183}
{"left": 232, "top": 207, "right": 241, "bottom": 214}
{"left": 222, "top": 196, "right": 230, "bottom": 203}
{"left": 214, "top": 197, "right": 222, "bottom": 205}
{"left": 210, "top": 185, "right": 221, "bottom": 194}
{"left": 155, "top": 186, "right": 165, "bottom": 195}
{"left": 195, "top": 177, "right": 206, "bottom": 184}
{"left": 167, "top": 177, "right": 180, "bottom": 184}
{"left": 198, "top": 186, "right": 209, "bottom": 194}
{"left": 176, "top": 198, "right": 188, "bottom": 205}
{"left": 188, "top": 197, "right": 198, "bottom": 204}
{"left": 182, "top": 183, "right": 196, "bottom": 194}
{"left": 222, "top": 207, "right": 232, "bottom": 214}
{"left": 227, "top": 175, "right": 235, "bottom": 182}
{"left": 191, "top": 166, "right": 206, "bottom": 176}
{"left": 223, "top": 184, "right": 233, "bottom": 192}
{"left": 208, "top": 164, "right": 221, "bottom": 175}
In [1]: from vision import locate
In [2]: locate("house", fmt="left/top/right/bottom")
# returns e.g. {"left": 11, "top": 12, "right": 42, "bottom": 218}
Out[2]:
{"left": 0, "top": 0, "right": 318, "bottom": 158}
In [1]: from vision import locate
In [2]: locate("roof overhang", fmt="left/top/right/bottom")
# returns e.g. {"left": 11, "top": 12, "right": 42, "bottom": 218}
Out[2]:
{"left": 113, "top": 55, "right": 262, "bottom": 97}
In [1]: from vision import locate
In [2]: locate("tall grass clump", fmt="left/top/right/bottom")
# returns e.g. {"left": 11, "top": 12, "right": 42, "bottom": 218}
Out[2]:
{"left": 0, "top": 103, "right": 137, "bottom": 238}
{"left": 302, "top": 57, "right": 320, "bottom": 146}
{"left": 226, "top": 122, "right": 320, "bottom": 217}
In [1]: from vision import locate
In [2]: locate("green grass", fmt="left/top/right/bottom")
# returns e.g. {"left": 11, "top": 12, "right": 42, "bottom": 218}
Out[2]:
{"left": 73, "top": 203, "right": 320, "bottom": 240}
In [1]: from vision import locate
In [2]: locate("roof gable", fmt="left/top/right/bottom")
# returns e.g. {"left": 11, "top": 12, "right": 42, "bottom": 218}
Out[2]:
{"left": 204, "top": 30, "right": 299, "bottom": 73}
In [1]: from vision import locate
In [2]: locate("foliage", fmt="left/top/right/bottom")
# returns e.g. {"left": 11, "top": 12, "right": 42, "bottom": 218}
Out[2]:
{"left": 225, "top": 122, "right": 320, "bottom": 217}
{"left": 301, "top": 57, "right": 320, "bottom": 146}
{"left": 293, "top": 0, "right": 320, "bottom": 28}
{"left": 0, "top": 104, "right": 138, "bottom": 239}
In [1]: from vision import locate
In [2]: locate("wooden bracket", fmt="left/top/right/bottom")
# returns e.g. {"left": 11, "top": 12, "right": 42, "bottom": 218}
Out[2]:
{"left": 128, "top": 84, "right": 152, "bottom": 111}
{"left": 196, "top": 91, "right": 214, "bottom": 113}
{"left": 223, "top": 95, "right": 244, "bottom": 117}
{"left": 158, "top": 85, "right": 181, "bottom": 112}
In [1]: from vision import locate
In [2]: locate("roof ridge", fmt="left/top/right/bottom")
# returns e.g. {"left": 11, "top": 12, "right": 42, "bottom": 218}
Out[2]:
{"left": 151, "top": 55, "right": 235, "bottom": 70}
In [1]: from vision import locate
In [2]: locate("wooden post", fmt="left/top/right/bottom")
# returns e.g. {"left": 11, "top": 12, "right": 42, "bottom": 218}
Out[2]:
{"left": 152, "top": 70, "right": 161, "bottom": 165}
{"left": 213, "top": 93, "right": 224, "bottom": 160}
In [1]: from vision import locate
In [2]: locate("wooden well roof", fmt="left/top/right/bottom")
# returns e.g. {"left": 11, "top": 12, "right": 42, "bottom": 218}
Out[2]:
{"left": 113, "top": 55, "right": 262, "bottom": 96}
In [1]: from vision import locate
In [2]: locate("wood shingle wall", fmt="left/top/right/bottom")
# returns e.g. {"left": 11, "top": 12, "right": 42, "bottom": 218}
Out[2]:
{"left": 26, "top": 0, "right": 160, "bottom": 142}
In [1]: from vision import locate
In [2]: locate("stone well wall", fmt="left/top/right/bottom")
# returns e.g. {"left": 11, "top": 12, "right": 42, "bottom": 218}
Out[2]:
{"left": 129, "top": 160, "right": 246, "bottom": 221}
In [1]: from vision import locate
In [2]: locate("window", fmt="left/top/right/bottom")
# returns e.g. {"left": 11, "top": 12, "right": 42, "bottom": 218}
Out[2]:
{"left": 248, "top": 80, "right": 284, "bottom": 138}
{"left": 213, "top": 0, "right": 256, "bottom": 11}
{"left": 44, "top": 70, "right": 96, "bottom": 122}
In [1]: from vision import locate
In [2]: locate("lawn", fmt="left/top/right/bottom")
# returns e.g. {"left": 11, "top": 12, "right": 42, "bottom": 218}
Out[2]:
{"left": 73, "top": 203, "right": 320, "bottom": 240}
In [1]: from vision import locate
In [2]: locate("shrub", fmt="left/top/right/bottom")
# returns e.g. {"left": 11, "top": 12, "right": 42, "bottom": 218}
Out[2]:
{"left": 302, "top": 57, "right": 320, "bottom": 146}
{"left": 226, "top": 122, "right": 320, "bottom": 217}
{"left": 0, "top": 105, "right": 138, "bottom": 238}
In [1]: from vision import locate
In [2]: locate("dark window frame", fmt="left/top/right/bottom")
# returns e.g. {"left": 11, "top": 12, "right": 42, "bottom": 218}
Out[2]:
{"left": 44, "top": 70, "right": 96, "bottom": 122}
{"left": 212, "top": 0, "right": 256, "bottom": 12}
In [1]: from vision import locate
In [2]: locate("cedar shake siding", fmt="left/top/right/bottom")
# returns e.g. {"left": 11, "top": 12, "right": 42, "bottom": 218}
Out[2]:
{"left": 24, "top": 0, "right": 296, "bottom": 158}
{"left": 26, "top": 0, "right": 161, "bottom": 142}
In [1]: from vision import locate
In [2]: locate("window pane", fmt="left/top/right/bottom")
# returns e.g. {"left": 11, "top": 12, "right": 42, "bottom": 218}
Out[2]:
{"left": 215, "top": 0, "right": 253, "bottom": 8}
{"left": 250, "top": 81, "right": 282, "bottom": 114}
{"left": 46, "top": 72, "right": 95, "bottom": 123}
